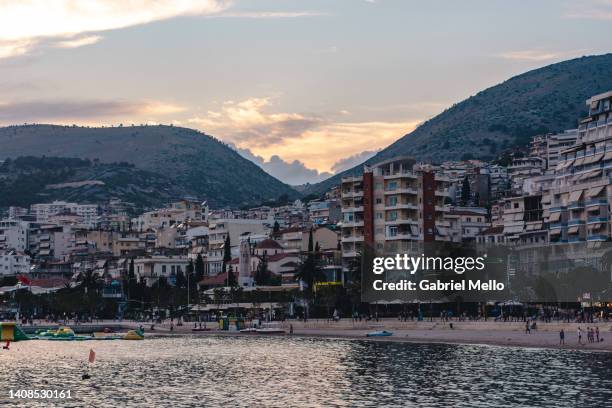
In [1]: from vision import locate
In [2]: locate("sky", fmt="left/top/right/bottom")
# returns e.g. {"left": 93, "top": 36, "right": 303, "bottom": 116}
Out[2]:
{"left": 1, "top": 0, "right": 612, "bottom": 185}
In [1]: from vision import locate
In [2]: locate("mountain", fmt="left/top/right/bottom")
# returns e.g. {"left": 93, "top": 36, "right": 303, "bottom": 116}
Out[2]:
{"left": 0, "top": 124, "right": 298, "bottom": 207}
{"left": 307, "top": 53, "right": 612, "bottom": 194}
{"left": 0, "top": 156, "right": 184, "bottom": 212}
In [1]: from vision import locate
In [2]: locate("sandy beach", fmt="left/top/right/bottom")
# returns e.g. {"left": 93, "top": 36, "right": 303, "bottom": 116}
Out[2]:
{"left": 113, "top": 319, "right": 612, "bottom": 352}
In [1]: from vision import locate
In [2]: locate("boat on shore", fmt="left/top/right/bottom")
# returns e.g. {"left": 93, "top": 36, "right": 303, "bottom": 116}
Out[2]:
{"left": 366, "top": 330, "right": 393, "bottom": 337}
{"left": 239, "top": 328, "right": 258, "bottom": 334}
{"left": 255, "top": 323, "right": 286, "bottom": 334}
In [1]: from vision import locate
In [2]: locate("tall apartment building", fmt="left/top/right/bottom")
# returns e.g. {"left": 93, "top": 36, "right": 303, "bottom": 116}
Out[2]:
{"left": 549, "top": 90, "right": 612, "bottom": 243}
{"left": 132, "top": 200, "right": 203, "bottom": 231}
{"left": 530, "top": 130, "right": 578, "bottom": 170}
{"left": 508, "top": 157, "right": 546, "bottom": 195}
{"left": 340, "top": 157, "right": 451, "bottom": 265}
{"left": 206, "top": 219, "right": 268, "bottom": 275}
{"left": 30, "top": 201, "right": 99, "bottom": 228}
{"left": 0, "top": 251, "right": 31, "bottom": 276}
{"left": 0, "top": 219, "right": 29, "bottom": 251}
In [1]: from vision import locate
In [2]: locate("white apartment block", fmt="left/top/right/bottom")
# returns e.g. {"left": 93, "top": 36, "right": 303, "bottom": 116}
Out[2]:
{"left": 206, "top": 219, "right": 268, "bottom": 275}
{"left": 508, "top": 157, "right": 546, "bottom": 195}
{"left": 0, "top": 219, "right": 29, "bottom": 252}
{"left": 531, "top": 129, "right": 579, "bottom": 170}
{"left": 132, "top": 200, "right": 203, "bottom": 231}
{"left": 134, "top": 255, "right": 190, "bottom": 286}
{"left": 30, "top": 201, "right": 99, "bottom": 228}
{"left": 0, "top": 251, "right": 31, "bottom": 276}
{"left": 549, "top": 90, "right": 612, "bottom": 244}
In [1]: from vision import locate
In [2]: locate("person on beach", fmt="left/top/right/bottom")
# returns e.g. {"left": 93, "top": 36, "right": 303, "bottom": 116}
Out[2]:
{"left": 578, "top": 327, "right": 582, "bottom": 344}
{"left": 559, "top": 329, "right": 565, "bottom": 345}
{"left": 596, "top": 326, "right": 600, "bottom": 342}
{"left": 525, "top": 320, "right": 530, "bottom": 334}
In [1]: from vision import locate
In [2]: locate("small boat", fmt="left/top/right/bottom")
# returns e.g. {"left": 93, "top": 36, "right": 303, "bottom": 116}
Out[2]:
{"left": 123, "top": 329, "right": 145, "bottom": 340}
{"left": 255, "top": 323, "right": 285, "bottom": 334}
{"left": 366, "top": 330, "right": 393, "bottom": 337}
{"left": 239, "top": 328, "right": 257, "bottom": 334}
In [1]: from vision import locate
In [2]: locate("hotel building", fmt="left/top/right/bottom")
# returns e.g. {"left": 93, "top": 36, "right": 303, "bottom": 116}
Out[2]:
{"left": 340, "top": 157, "right": 451, "bottom": 265}
{"left": 549, "top": 91, "right": 612, "bottom": 243}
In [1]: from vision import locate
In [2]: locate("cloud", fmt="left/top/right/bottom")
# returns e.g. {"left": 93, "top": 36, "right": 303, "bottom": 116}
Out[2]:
{"left": 214, "top": 11, "right": 327, "bottom": 18}
{"left": 188, "top": 97, "right": 324, "bottom": 146}
{"left": 189, "top": 96, "right": 418, "bottom": 175}
{"left": 331, "top": 150, "right": 379, "bottom": 173}
{"left": 234, "top": 146, "right": 332, "bottom": 185}
{"left": 496, "top": 50, "right": 566, "bottom": 62}
{"left": 55, "top": 35, "right": 103, "bottom": 49}
{"left": 0, "top": 99, "right": 185, "bottom": 123}
{"left": 564, "top": 0, "right": 612, "bottom": 20}
{"left": 0, "top": 0, "right": 229, "bottom": 58}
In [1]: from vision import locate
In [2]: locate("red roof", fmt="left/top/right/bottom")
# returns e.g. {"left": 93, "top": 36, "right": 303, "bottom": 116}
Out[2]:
{"left": 256, "top": 239, "right": 284, "bottom": 249}
{"left": 265, "top": 253, "right": 297, "bottom": 262}
{"left": 198, "top": 271, "right": 240, "bottom": 287}
{"left": 479, "top": 226, "right": 504, "bottom": 235}
{"left": 30, "top": 277, "right": 69, "bottom": 288}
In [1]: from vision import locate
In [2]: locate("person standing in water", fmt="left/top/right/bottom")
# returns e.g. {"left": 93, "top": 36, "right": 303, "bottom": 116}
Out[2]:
{"left": 559, "top": 329, "right": 565, "bottom": 345}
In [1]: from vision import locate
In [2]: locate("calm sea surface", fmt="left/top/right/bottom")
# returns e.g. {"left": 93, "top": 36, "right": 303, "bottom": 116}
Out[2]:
{"left": 0, "top": 335, "right": 611, "bottom": 407}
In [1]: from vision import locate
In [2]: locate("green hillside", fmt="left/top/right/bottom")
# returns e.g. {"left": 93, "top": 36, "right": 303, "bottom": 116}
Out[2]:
{"left": 308, "top": 53, "right": 612, "bottom": 194}
{"left": 0, "top": 124, "right": 298, "bottom": 207}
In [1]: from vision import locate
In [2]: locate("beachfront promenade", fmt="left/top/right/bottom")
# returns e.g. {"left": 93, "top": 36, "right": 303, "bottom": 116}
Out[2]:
{"left": 17, "top": 318, "right": 611, "bottom": 351}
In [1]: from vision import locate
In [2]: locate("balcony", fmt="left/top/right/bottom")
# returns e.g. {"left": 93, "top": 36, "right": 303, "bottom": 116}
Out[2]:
{"left": 342, "top": 250, "right": 358, "bottom": 258}
{"left": 587, "top": 216, "right": 608, "bottom": 224}
{"left": 585, "top": 199, "right": 607, "bottom": 207}
{"left": 567, "top": 219, "right": 585, "bottom": 226}
{"left": 341, "top": 206, "right": 364, "bottom": 213}
{"left": 386, "top": 233, "right": 419, "bottom": 241}
{"left": 549, "top": 206, "right": 566, "bottom": 212}
{"left": 550, "top": 222, "right": 566, "bottom": 229}
{"left": 341, "top": 220, "right": 364, "bottom": 228}
{"left": 587, "top": 235, "right": 608, "bottom": 242}
{"left": 385, "top": 218, "right": 418, "bottom": 226}
{"left": 342, "top": 190, "right": 364, "bottom": 198}
{"left": 384, "top": 187, "right": 418, "bottom": 195}
{"left": 385, "top": 202, "right": 418, "bottom": 210}
{"left": 383, "top": 172, "right": 417, "bottom": 180}
{"left": 568, "top": 236, "right": 585, "bottom": 243}
{"left": 568, "top": 201, "right": 584, "bottom": 210}
{"left": 341, "top": 235, "right": 364, "bottom": 243}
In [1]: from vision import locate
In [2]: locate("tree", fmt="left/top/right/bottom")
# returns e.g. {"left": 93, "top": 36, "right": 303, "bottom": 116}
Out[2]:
{"left": 127, "top": 258, "right": 137, "bottom": 300}
{"left": 255, "top": 254, "right": 271, "bottom": 286}
{"left": 222, "top": 234, "right": 232, "bottom": 274}
{"left": 227, "top": 265, "right": 238, "bottom": 288}
{"left": 308, "top": 228, "right": 314, "bottom": 253}
{"left": 195, "top": 254, "right": 205, "bottom": 281}
{"left": 460, "top": 176, "right": 471, "bottom": 206}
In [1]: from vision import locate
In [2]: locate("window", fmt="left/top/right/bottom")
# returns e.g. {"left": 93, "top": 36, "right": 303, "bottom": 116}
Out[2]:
{"left": 387, "top": 181, "right": 397, "bottom": 191}
{"left": 162, "top": 265, "right": 167, "bottom": 273}
{"left": 388, "top": 211, "right": 398, "bottom": 221}
{"left": 375, "top": 198, "right": 382, "bottom": 204}
{"left": 388, "top": 196, "right": 397, "bottom": 206}
{"left": 376, "top": 212, "right": 383, "bottom": 219}
{"left": 514, "top": 203, "right": 519, "bottom": 209}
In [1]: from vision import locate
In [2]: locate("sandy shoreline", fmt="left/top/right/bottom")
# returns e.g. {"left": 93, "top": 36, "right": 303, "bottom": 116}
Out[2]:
{"left": 126, "top": 320, "right": 612, "bottom": 352}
